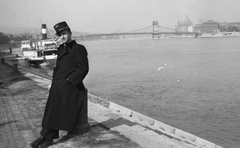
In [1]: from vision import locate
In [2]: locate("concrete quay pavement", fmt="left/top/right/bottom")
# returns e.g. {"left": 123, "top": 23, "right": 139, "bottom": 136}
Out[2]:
{"left": 0, "top": 53, "right": 223, "bottom": 148}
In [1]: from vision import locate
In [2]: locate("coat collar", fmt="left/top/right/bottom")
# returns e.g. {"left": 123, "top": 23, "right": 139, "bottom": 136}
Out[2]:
{"left": 64, "top": 40, "right": 76, "bottom": 48}
{"left": 57, "top": 40, "right": 76, "bottom": 60}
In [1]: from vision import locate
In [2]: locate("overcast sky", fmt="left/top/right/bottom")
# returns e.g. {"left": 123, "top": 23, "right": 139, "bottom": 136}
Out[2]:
{"left": 0, "top": 0, "right": 240, "bottom": 33}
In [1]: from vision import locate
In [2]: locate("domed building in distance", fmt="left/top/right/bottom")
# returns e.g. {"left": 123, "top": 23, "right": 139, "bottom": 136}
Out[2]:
{"left": 175, "top": 15, "right": 193, "bottom": 32}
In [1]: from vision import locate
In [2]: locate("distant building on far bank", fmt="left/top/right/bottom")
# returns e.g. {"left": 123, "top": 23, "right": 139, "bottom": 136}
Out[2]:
{"left": 175, "top": 16, "right": 240, "bottom": 33}
{"left": 219, "top": 22, "right": 240, "bottom": 32}
{"left": 201, "top": 20, "right": 219, "bottom": 33}
{"left": 192, "top": 24, "right": 202, "bottom": 33}
{"left": 176, "top": 16, "right": 220, "bottom": 33}
{"left": 192, "top": 20, "right": 220, "bottom": 33}
{"left": 175, "top": 15, "right": 193, "bottom": 32}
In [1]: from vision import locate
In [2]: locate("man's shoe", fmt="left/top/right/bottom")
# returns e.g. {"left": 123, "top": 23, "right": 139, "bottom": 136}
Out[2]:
{"left": 29, "top": 136, "right": 47, "bottom": 148}
{"left": 38, "top": 140, "right": 53, "bottom": 148}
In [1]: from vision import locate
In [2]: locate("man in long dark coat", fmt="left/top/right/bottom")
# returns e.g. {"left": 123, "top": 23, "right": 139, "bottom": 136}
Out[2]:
{"left": 30, "top": 21, "right": 89, "bottom": 148}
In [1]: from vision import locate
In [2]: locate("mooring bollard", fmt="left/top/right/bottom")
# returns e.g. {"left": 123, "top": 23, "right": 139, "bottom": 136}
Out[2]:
{"left": 9, "top": 48, "right": 12, "bottom": 54}
{"left": 13, "top": 63, "right": 18, "bottom": 70}
{"left": 1, "top": 58, "right": 4, "bottom": 63}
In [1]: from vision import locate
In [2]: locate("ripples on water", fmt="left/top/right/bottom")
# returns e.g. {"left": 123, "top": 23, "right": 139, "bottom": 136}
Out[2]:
{"left": 81, "top": 38, "right": 240, "bottom": 148}
{"left": 20, "top": 37, "right": 240, "bottom": 148}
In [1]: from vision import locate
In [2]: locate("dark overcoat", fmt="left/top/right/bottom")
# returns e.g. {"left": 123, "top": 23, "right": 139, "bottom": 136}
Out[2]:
{"left": 42, "top": 40, "right": 89, "bottom": 131}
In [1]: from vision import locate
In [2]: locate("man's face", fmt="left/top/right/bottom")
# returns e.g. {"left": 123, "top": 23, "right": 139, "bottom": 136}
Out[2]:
{"left": 58, "top": 30, "right": 72, "bottom": 44}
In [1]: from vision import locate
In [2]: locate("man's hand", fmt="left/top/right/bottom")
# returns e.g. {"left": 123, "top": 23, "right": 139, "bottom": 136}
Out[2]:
{"left": 54, "top": 34, "right": 64, "bottom": 44}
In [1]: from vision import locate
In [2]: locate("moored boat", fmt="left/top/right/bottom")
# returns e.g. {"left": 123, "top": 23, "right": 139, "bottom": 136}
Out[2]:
{"left": 21, "top": 39, "right": 58, "bottom": 65}
{"left": 27, "top": 48, "right": 57, "bottom": 65}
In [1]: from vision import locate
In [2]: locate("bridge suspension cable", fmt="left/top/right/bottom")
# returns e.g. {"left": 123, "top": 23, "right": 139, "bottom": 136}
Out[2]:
{"left": 125, "top": 25, "right": 152, "bottom": 33}
{"left": 125, "top": 25, "right": 176, "bottom": 33}
{"left": 157, "top": 25, "right": 176, "bottom": 31}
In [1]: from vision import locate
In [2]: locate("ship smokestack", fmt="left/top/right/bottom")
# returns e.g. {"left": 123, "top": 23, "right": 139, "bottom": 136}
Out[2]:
{"left": 41, "top": 24, "right": 47, "bottom": 40}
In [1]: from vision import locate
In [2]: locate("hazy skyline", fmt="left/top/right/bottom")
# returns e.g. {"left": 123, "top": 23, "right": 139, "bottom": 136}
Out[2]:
{"left": 1, "top": 0, "right": 240, "bottom": 34}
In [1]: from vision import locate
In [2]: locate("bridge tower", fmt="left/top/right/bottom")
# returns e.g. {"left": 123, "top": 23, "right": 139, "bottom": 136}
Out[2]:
{"left": 152, "top": 21, "right": 159, "bottom": 39}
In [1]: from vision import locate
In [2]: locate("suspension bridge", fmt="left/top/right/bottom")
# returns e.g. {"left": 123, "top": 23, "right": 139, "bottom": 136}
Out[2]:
{"left": 73, "top": 21, "right": 200, "bottom": 40}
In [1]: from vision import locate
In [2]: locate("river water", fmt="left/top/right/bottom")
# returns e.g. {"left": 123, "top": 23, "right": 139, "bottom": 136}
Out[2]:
{"left": 4, "top": 37, "right": 239, "bottom": 148}
{"left": 79, "top": 37, "right": 240, "bottom": 148}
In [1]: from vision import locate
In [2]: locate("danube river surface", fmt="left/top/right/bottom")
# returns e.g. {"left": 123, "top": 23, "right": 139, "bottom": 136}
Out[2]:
{"left": 78, "top": 37, "right": 240, "bottom": 148}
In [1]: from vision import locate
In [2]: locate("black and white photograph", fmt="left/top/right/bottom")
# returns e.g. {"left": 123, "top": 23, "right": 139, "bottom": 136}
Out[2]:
{"left": 0, "top": 0, "right": 239, "bottom": 148}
